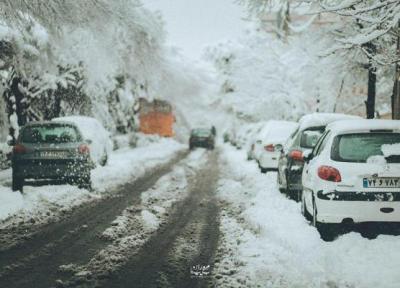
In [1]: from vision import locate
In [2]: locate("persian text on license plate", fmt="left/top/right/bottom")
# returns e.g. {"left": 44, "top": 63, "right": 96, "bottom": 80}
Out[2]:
{"left": 40, "top": 151, "right": 68, "bottom": 158}
{"left": 363, "top": 178, "right": 400, "bottom": 188}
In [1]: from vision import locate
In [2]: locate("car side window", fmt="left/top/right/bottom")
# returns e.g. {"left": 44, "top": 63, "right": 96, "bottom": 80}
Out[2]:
{"left": 314, "top": 131, "right": 331, "bottom": 156}
{"left": 292, "top": 130, "right": 302, "bottom": 147}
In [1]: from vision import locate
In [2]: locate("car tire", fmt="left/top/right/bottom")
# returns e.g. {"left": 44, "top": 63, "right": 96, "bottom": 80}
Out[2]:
{"left": 277, "top": 170, "right": 287, "bottom": 194}
{"left": 12, "top": 173, "right": 24, "bottom": 192}
{"left": 99, "top": 152, "right": 108, "bottom": 166}
{"left": 312, "top": 197, "right": 337, "bottom": 241}
{"left": 77, "top": 174, "right": 92, "bottom": 191}
{"left": 301, "top": 191, "right": 312, "bottom": 221}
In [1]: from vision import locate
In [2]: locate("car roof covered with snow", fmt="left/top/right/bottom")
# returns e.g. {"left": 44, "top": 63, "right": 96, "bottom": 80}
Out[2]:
{"left": 326, "top": 119, "right": 400, "bottom": 134}
{"left": 298, "top": 113, "right": 361, "bottom": 131}
{"left": 258, "top": 120, "right": 298, "bottom": 141}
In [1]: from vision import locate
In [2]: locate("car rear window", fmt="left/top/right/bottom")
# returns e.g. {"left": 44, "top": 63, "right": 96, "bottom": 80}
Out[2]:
{"left": 21, "top": 124, "right": 82, "bottom": 144}
{"left": 300, "top": 127, "right": 325, "bottom": 149}
{"left": 332, "top": 133, "right": 400, "bottom": 163}
{"left": 191, "top": 129, "right": 211, "bottom": 137}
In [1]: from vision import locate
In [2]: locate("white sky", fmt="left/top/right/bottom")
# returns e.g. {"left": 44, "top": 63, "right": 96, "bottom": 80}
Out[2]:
{"left": 145, "top": 0, "right": 248, "bottom": 60}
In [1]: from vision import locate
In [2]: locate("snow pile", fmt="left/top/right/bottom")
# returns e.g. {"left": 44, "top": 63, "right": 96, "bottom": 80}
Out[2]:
{"left": 215, "top": 144, "right": 400, "bottom": 288}
{"left": 92, "top": 138, "right": 184, "bottom": 193}
{"left": 53, "top": 116, "right": 113, "bottom": 165}
{"left": 141, "top": 210, "right": 160, "bottom": 231}
{"left": 382, "top": 143, "right": 400, "bottom": 157}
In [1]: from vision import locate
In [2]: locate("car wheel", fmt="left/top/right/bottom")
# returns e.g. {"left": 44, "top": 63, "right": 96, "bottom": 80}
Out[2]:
{"left": 277, "top": 170, "right": 287, "bottom": 194}
{"left": 99, "top": 152, "right": 108, "bottom": 166}
{"left": 301, "top": 191, "right": 312, "bottom": 221}
{"left": 77, "top": 174, "right": 92, "bottom": 191}
{"left": 12, "top": 173, "right": 24, "bottom": 192}
{"left": 312, "top": 197, "right": 337, "bottom": 241}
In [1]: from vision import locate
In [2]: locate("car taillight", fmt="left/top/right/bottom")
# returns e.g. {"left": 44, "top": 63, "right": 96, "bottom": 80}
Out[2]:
{"left": 289, "top": 150, "right": 303, "bottom": 162}
{"left": 13, "top": 144, "right": 26, "bottom": 154}
{"left": 318, "top": 166, "right": 341, "bottom": 182}
{"left": 264, "top": 144, "right": 274, "bottom": 152}
{"left": 78, "top": 144, "right": 90, "bottom": 154}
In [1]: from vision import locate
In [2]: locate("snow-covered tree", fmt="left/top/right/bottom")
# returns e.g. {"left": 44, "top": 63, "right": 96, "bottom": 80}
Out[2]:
{"left": 0, "top": 0, "right": 166, "bottom": 139}
{"left": 315, "top": 0, "right": 400, "bottom": 118}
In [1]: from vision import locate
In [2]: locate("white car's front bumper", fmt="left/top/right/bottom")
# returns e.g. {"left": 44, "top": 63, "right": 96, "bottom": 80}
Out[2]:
{"left": 315, "top": 191, "right": 400, "bottom": 223}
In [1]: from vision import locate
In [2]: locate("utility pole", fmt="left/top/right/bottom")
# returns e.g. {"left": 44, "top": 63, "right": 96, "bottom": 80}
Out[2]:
{"left": 393, "top": 20, "right": 400, "bottom": 119}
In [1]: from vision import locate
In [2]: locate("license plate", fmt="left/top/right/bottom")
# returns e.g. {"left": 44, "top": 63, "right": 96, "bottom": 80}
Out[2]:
{"left": 40, "top": 151, "right": 68, "bottom": 158}
{"left": 363, "top": 177, "right": 400, "bottom": 188}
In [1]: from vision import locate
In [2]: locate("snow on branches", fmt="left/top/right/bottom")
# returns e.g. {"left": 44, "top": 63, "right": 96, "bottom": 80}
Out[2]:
{"left": 317, "top": 0, "right": 400, "bottom": 65}
{"left": 0, "top": 0, "right": 166, "bottom": 136}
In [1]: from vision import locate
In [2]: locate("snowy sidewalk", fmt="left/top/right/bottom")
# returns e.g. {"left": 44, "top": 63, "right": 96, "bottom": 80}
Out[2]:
{"left": 0, "top": 139, "right": 185, "bottom": 224}
{"left": 214, "top": 144, "right": 400, "bottom": 288}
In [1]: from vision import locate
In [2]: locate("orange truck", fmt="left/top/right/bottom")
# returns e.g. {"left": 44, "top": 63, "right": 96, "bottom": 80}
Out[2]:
{"left": 138, "top": 98, "right": 175, "bottom": 137}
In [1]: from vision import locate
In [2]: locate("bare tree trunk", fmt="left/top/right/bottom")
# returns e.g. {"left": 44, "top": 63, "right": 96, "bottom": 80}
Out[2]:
{"left": 392, "top": 21, "right": 400, "bottom": 119}
{"left": 366, "top": 64, "right": 376, "bottom": 119}
{"left": 364, "top": 42, "right": 376, "bottom": 119}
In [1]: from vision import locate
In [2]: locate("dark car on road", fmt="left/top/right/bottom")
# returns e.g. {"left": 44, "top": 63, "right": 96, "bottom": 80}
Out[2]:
{"left": 189, "top": 128, "right": 215, "bottom": 150}
{"left": 9, "top": 121, "right": 93, "bottom": 192}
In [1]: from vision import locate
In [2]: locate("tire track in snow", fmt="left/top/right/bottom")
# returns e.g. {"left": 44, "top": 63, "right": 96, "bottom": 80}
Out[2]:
{"left": 0, "top": 151, "right": 188, "bottom": 288}
{"left": 89, "top": 150, "right": 220, "bottom": 288}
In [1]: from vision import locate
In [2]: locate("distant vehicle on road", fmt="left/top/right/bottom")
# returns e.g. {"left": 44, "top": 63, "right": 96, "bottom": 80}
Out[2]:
{"left": 53, "top": 116, "right": 113, "bottom": 166}
{"left": 302, "top": 119, "right": 400, "bottom": 241}
{"left": 9, "top": 121, "right": 93, "bottom": 192}
{"left": 138, "top": 98, "right": 175, "bottom": 137}
{"left": 189, "top": 128, "right": 215, "bottom": 150}
{"left": 277, "top": 113, "right": 361, "bottom": 200}
{"left": 253, "top": 120, "right": 298, "bottom": 173}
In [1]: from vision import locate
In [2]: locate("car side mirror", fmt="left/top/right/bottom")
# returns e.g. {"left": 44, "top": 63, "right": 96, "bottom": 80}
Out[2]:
{"left": 275, "top": 144, "right": 283, "bottom": 152}
{"left": 303, "top": 150, "right": 313, "bottom": 163}
{"left": 85, "top": 139, "right": 93, "bottom": 144}
{"left": 7, "top": 138, "right": 16, "bottom": 146}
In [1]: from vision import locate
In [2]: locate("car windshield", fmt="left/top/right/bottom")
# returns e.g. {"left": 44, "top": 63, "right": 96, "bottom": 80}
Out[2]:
{"left": 300, "top": 127, "right": 324, "bottom": 149}
{"left": 192, "top": 129, "right": 211, "bottom": 137}
{"left": 332, "top": 133, "right": 400, "bottom": 163}
{"left": 21, "top": 124, "right": 82, "bottom": 144}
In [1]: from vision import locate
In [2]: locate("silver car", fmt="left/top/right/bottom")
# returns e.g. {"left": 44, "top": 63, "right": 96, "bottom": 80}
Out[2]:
{"left": 9, "top": 121, "right": 93, "bottom": 192}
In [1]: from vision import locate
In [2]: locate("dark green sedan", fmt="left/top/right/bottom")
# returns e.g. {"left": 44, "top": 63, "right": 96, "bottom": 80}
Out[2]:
{"left": 9, "top": 121, "right": 93, "bottom": 192}
{"left": 189, "top": 128, "right": 215, "bottom": 150}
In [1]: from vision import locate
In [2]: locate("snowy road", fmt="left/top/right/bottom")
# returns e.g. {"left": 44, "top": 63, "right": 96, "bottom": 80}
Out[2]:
{"left": 0, "top": 148, "right": 220, "bottom": 288}
{"left": 1, "top": 144, "right": 400, "bottom": 288}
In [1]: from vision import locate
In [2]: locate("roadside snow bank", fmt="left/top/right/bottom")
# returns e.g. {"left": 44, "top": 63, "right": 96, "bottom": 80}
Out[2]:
{"left": 215, "top": 144, "right": 400, "bottom": 288}
{"left": 0, "top": 138, "right": 185, "bottom": 223}
{"left": 92, "top": 138, "right": 184, "bottom": 193}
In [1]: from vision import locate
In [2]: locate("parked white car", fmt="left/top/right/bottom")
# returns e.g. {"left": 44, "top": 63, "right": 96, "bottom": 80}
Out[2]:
{"left": 277, "top": 112, "right": 361, "bottom": 200}
{"left": 302, "top": 119, "right": 400, "bottom": 240}
{"left": 253, "top": 120, "right": 298, "bottom": 173}
{"left": 53, "top": 116, "right": 113, "bottom": 166}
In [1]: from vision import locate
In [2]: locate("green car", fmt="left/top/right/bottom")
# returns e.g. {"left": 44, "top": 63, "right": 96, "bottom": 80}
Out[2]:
{"left": 189, "top": 128, "right": 215, "bottom": 150}
{"left": 9, "top": 121, "right": 93, "bottom": 192}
